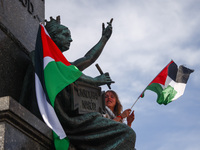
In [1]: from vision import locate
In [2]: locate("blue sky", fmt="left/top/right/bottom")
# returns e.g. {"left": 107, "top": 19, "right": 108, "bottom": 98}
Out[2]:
{"left": 46, "top": 0, "right": 200, "bottom": 149}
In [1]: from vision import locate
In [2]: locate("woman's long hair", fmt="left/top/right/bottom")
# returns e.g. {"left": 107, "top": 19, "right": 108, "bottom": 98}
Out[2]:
{"left": 106, "top": 90, "right": 123, "bottom": 116}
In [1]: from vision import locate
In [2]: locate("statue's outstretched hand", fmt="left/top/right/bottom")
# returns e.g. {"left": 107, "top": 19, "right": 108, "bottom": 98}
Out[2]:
{"left": 102, "top": 18, "right": 113, "bottom": 39}
{"left": 95, "top": 72, "right": 115, "bottom": 86}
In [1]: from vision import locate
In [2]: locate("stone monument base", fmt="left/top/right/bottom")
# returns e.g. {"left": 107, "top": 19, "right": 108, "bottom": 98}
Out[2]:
{"left": 0, "top": 96, "right": 54, "bottom": 150}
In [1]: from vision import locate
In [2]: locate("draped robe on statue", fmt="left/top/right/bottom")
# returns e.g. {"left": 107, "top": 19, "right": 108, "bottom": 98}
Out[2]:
{"left": 54, "top": 85, "right": 136, "bottom": 150}
{"left": 19, "top": 55, "right": 136, "bottom": 150}
{"left": 18, "top": 45, "right": 137, "bottom": 150}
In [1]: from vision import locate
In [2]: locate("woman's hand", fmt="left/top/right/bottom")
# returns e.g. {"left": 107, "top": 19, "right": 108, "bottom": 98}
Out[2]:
{"left": 127, "top": 111, "right": 135, "bottom": 127}
{"left": 120, "top": 109, "right": 131, "bottom": 118}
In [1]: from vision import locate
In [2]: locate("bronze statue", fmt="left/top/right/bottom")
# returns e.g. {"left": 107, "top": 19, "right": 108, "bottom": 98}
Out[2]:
{"left": 45, "top": 16, "right": 114, "bottom": 87}
{"left": 43, "top": 16, "right": 136, "bottom": 150}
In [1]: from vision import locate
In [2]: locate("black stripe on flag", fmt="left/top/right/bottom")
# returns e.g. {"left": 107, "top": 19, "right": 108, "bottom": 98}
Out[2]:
{"left": 35, "top": 25, "right": 51, "bottom": 104}
{"left": 176, "top": 65, "right": 194, "bottom": 83}
{"left": 35, "top": 26, "right": 43, "bottom": 84}
{"left": 168, "top": 62, "right": 178, "bottom": 81}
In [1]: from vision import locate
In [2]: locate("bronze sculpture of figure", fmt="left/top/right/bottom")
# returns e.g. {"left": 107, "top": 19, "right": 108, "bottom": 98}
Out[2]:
{"left": 45, "top": 16, "right": 114, "bottom": 87}
{"left": 19, "top": 16, "right": 136, "bottom": 150}
{"left": 43, "top": 16, "right": 136, "bottom": 150}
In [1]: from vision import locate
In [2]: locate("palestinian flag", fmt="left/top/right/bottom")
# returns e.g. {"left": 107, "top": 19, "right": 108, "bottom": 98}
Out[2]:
{"left": 35, "top": 24, "right": 82, "bottom": 149}
{"left": 141, "top": 60, "right": 194, "bottom": 105}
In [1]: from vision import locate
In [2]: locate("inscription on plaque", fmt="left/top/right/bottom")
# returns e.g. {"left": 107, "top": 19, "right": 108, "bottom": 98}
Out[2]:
{"left": 82, "top": 99, "right": 96, "bottom": 111}
{"left": 78, "top": 88, "right": 98, "bottom": 111}
{"left": 71, "top": 82, "right": 105, "bottom": 114}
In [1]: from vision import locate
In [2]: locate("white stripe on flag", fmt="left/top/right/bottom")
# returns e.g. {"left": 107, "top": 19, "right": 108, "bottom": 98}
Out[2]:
{"left": 164, "top": 76, "right": 187, "bottom": 101}
{"left": 172, "top": 83, "right": 186, "bottom": 101}
{"left": 44, "top": 56, "right": 54, "bottom": 69}
{"left": 35, "top": 74, "right": 66, "bottom": 139}
{"left": 165, "top": 76, "right": 176, "bottom": 88}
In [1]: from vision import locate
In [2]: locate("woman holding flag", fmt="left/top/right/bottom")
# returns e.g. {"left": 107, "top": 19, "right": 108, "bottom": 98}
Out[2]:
{"left": 105, "top": 90, "right": 135, "bottom": 127}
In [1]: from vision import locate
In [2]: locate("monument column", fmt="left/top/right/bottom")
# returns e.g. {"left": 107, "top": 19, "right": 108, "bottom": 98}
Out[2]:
{"left": 0, "top": 0, "right": 44, "bottom": 101}
{"left": 0, "top": 1, "right": 57, "bottom": 149}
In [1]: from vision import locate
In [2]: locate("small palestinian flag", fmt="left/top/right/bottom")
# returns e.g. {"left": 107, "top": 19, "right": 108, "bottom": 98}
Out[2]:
{"left": 141, "top": 60, "right": 194, "bottom": 105}
{"left": 35, "top": 24, "right": 82, "bottom": 149}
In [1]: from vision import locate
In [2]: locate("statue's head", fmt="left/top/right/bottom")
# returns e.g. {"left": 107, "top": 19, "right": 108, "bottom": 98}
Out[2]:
{"left": 45, "top": 16, "right": 72, "bottom": 52}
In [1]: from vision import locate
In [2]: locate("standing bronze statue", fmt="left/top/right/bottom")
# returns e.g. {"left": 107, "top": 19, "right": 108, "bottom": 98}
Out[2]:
{"left": 44, "top": 16, "right": 136, "bottom": 150}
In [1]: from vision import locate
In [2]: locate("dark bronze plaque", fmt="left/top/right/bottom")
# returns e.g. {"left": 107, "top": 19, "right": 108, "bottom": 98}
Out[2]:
{"left": 71, "top": 81, "right": 105, "bottom": 114}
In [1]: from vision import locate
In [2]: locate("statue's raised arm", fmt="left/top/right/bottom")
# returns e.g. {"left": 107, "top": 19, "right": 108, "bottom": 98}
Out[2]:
{"left": 45, "top": 17, "right": 114, "bottom": 87}
{"left": 72, "top": 18, "right": 113, "bottom": 71}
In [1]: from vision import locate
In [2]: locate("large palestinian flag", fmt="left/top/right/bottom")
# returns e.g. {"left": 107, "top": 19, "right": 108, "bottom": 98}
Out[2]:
{"left": 35, "top": 24, "right": 82, "bottom": 149}
{"left": 141, "top": 60, "right": 194, "bottom": 105}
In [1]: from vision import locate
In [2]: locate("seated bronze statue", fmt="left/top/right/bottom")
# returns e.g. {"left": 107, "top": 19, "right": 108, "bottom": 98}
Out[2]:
{"left": 20, "top": 16, "right": 136, "bottom": 150}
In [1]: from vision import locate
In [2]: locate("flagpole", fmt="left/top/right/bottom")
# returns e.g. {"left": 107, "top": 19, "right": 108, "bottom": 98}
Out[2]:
{"left": 130, "top": 97, "right": 140, "bottom": 110}
{"left": 130, "top": 80, "right": 152, "bottom": 110}
{"left": 130, "top": 60, "right": 174, "bottom": 109}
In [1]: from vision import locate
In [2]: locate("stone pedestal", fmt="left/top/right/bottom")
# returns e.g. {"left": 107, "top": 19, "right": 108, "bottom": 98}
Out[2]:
{"left": 0, "top": 96, "right": 54, "bottom": 150}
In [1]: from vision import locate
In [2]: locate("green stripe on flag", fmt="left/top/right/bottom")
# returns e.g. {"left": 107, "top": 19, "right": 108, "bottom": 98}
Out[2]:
{"left": 146, "top": 83, "right": 177, "bottom": 105}
{"left": 44, "top": 61, "right": 82, "bottom": 107}
{"left": 53, "top": 132, "right": 70, "bottom": 150}
{"left": 158, "top": 85, "right": 177, "bottom": 105}
{"left": 145, "top": 83, "right": 163, "bottom": 101}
